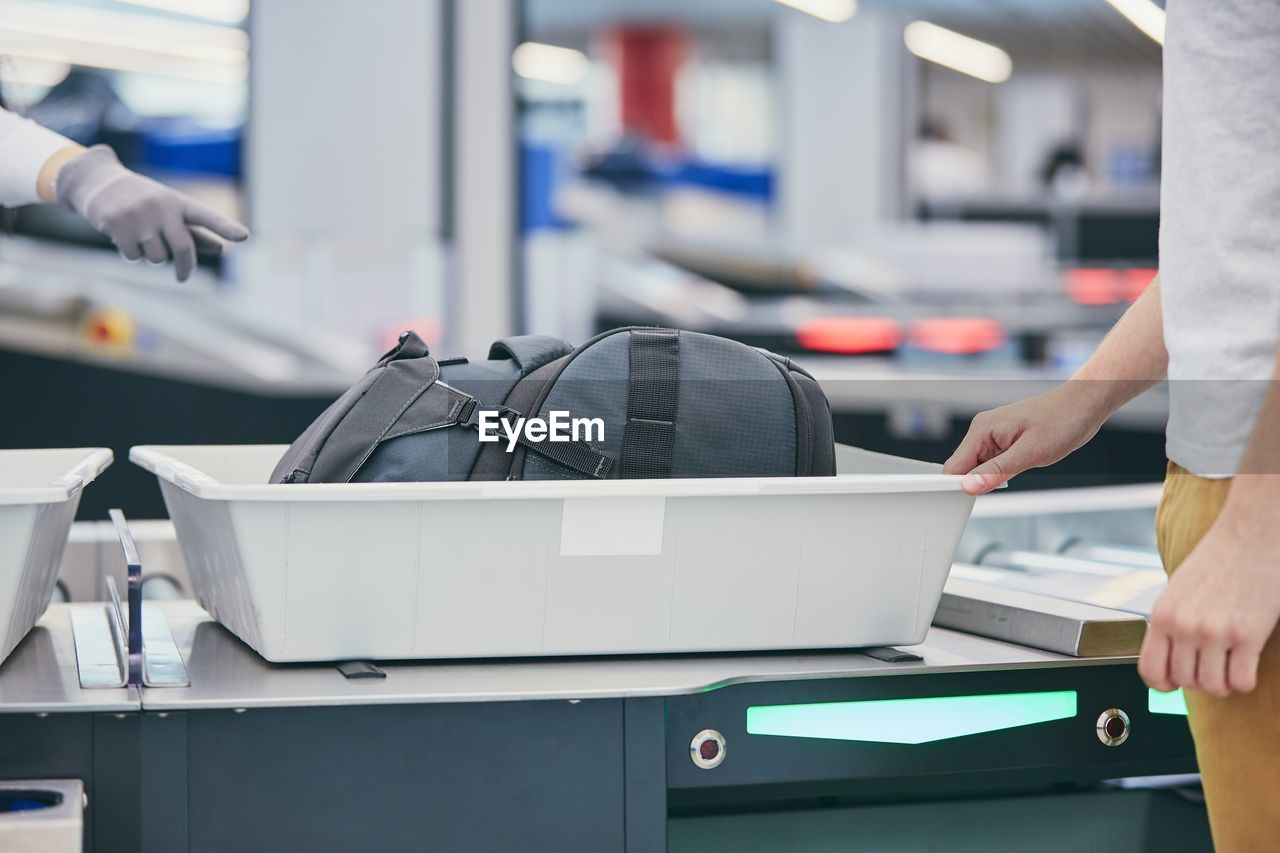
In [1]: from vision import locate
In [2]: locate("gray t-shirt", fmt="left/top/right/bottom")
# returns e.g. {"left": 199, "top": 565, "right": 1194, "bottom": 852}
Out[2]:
{"left": 1161, "top": 0, "right": 1280, "bottom": 477}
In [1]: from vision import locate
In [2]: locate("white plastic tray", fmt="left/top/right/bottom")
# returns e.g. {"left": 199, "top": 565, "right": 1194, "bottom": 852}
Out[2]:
{"left": 0, "top": 448, "right": 113, "bottom": 665}
{"left": 131, "top": 444, "right": 975, "bottom": 663}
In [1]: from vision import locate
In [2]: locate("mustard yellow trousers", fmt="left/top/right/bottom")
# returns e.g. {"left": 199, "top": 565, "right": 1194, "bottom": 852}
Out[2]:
{"left": 1156, "top": 463, "right": 1280, "bottom": 852}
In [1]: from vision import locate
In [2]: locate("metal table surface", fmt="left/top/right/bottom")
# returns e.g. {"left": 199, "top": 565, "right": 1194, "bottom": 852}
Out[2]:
{"left": 140, "top": 600, "right": 1133, "bottom": 711}
{"left": 0, "top": 604, "right": 138, "bottom": 714}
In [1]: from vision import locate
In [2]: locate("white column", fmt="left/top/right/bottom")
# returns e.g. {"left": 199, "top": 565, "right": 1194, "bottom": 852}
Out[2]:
{"left": 775, "top": 8, "right": 911, "bottom": 253}
{"left": 451, "top": 0, "right": 518, "bottom": 352}
{"left": 244, "top": 0, "right": 444, "bottom": 347}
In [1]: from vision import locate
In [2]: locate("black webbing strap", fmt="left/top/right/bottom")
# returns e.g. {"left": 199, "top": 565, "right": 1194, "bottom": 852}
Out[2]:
{"left": 377, "top": 330, "right": 430, "bottom": 366}
{"left": 521, "top": 432, "right": 614, "bottom": 479}
{"left": 458, "top": 399, "right": 614, "bottom": 480}
{"left": 619, "top": 328, "right": 680, "bottom": 479}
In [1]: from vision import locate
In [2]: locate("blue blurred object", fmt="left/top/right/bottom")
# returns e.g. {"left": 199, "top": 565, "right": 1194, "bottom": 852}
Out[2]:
{"left": 897, "top": 341, "right": 1020, "bottom": 369}
{"left": 577, "top": 136, "right": 774, "bottom": 203}
{"left": 666, "top": 159, "right": 773, "bottom": 202}
{"left": 578, "top": 135, "right": 660, "bottom": 193}
{"left": 1108, "top": 145, "right": 1155, "bottom": 187}
{"left": 522, "top": 142, "right": 572, "bottom": 233}
{"left": 142, "top": 124, "right": 242, "bottom": 179}
{"left": 0, "top": 790, "right": 60, "bottom": 813}
{"left": 27, "top": 69, "right": 139, "bottom": 146}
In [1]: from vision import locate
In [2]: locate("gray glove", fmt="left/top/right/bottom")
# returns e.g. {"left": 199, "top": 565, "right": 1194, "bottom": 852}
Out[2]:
{"left": 56, "top": 145, "right": 249, "bottom": 282}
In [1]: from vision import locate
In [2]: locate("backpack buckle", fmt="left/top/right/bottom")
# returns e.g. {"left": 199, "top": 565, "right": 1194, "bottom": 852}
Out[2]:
{"left": 460, "top": 401, "right": 521, "bottom": 431}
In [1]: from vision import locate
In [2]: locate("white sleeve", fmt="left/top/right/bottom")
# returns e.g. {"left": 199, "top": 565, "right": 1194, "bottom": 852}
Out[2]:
{"left": 0, "top": 106, "right": 74, "bottom": 207}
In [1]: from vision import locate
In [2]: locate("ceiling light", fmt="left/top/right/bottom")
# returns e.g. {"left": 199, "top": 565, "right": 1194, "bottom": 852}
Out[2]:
{"left": 773, "top": 0, "right": 858, "bottom": 24}
{"left": 904, "top": 21, "right": 1012, "bottom": 84}
{"left": 116, "top": 0, "right": 251, "bottom": 26}
{"left": 0, "top": 2, "right": 247, "bottom": 64}
{"left": 1103, "top": 0, "right": 1165, "bottom": 46}
{"left": 513, "top": 42, "right": 590, "bottom": 87}
{"left": 0, "top": 0, "right": 247, "bottom": 84}
{"left": 0, "top": 40, "right": 246, "bottom": 84}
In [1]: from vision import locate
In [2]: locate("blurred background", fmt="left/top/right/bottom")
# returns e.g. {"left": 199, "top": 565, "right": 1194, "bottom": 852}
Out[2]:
{"left": 0, "top": 0, "right": 1168, "bottom": 515}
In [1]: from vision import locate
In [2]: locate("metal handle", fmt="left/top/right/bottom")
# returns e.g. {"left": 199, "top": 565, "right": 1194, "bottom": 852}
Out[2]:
{"left": 108, "top": 509, "right": 144, "bottom": 687}
{"left": 72, "top": 509, "right": 190, "bottom": 689}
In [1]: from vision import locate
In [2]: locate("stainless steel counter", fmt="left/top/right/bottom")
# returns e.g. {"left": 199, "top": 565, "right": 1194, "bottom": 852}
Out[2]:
{"left": 139, "top": 600, "right": 1129, "bottom": 711}
{"left": 0, "top": 605, "right": 137, "bottom": 714}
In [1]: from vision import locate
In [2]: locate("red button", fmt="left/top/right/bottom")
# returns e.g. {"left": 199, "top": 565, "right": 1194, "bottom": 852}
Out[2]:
{"left": 699, "top": 739, "right": 720, "bottom": 761}
{"left": 1105, "top": 716, "right": 1126, "bottom": 739}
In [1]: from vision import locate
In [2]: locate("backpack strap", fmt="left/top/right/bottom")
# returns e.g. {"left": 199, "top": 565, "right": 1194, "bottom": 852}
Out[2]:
{"left": 458, "top": 397, "right": 614, "bottom": 480}
{"left": 377, "top": 330, "right": 431, "bottom": 365}
{"left": 312, "top": 361, "right": 458, "bottom": 483}
{"left": 618, "top": 328, "right": 681, "bottom": 479}
{"left": 469, "top": 358, "right": 562, "bottom": 480}
{"left": 488, "top": 335, "right": 573, "bottom": 376}
{"left": 275, "top": 332, "right": 448, "bottom": 484}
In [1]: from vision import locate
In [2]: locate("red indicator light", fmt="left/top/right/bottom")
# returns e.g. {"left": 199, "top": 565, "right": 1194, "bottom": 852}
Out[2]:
{"left": 908, "top": 318, "right": 1006, "bottom": 356}
{"left": 796, "top": 317, "right": 903, "bottom": 354}
{"left": 699, "top": 738, "right": 720, "bottom": 762}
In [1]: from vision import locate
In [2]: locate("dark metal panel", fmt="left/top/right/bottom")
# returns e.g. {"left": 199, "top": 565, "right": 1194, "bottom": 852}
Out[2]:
{"left": 666, "top": 665, "right": 1194, "bottom": 798}
{"left": 669, "top": 789, "right": 1212, "bottom": 853}
{"left": 624, "top": 697, "right": 668, "bottom": 853}
{"left": 94, "top": 712, "right": 142, "bottom": 853}
{"left": 140, "top": 712, "right": 188, "bottom": 853}
{"left": 183, "top": 700, "right": 625, "bottom": 853}
{"left": 0, "top": 347, "right": 334, "bottom": 519}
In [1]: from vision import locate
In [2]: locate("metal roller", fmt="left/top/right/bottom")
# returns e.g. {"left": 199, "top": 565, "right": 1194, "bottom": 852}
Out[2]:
{"left": 1059, "top": 542, "right": 1163, "bottom": 570}
{"left": 140, "top": 574, "right": 185, "bottom": 601}
{"left": 975, "top": 548, "right": 1129, "bottom": 577}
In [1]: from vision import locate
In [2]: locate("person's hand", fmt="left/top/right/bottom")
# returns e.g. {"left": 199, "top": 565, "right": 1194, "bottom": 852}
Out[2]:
{"left": 943, "top": 384, "right": 1107, "bottom": 495}
{"left": 55, "top": 145, "right": 248, "bottom": 282}
{"left": 1140, "top": 513, "right": 1280, "bottom": 696}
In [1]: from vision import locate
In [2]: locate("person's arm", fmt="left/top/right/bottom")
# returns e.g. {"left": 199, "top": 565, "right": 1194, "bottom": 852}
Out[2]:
{"left": 0, "top": 105, "right": 79, "bottom": 207}
{"left": 0, "top": 106, "right": 248, "bottom": 282}
{"left": 36, "top": 143, "right": 86, "bottom": 204}
{"left": 944, "top": 277, "right": 1167, "bottom": 494}
{"left": 1139, "top": 354, "right": 1280, "bottom": 697}
{"left": 55, "top": 146, "right": 249, "bottom": 282}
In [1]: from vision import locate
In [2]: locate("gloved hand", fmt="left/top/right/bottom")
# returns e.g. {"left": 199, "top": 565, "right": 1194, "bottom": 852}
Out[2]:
{"left": 55, "top": 145, "right": 249, "bottom": 282}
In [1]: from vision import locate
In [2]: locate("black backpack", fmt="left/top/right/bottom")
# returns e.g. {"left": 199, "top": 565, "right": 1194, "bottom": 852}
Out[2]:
{"left": 271, "top": 327, "right": 835, "bottom": 484}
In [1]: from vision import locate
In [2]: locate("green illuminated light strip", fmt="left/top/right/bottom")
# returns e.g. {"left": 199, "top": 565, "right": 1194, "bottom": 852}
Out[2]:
{"left": 746, "top": 690, "right": 1078, "bottom": 745}
{"left": 1149, "top": 688, "right": 1188, "bottom": 716}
